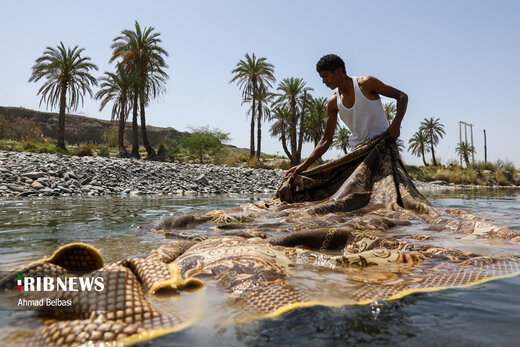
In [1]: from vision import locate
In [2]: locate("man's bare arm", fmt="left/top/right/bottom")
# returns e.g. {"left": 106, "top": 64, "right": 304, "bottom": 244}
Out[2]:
{"left": 284, "top": 95, "right": 338, "bottom": 177}
{"left": 362, "top": 76, "right": 408, "bottom": 140}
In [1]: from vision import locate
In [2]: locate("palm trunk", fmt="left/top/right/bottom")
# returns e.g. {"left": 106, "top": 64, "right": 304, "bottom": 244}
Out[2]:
{"left": 421, "top": 147, "right": 428, "bottom": 166}
{"left": 118, "top": 101, "right": 128, "bottom": 157}
{"left": 139, "top": 93, "right": 155, "bottom": 159}
{"left": 250, "top": 84, "right": 256, "bottom": 160}
{"left": 290, "top": 99, "right": 298, "bottom": 166}
{"left": 131, "top": 93, "right": 140, "bottom": 159}
{"left": 296, "top": 91, "right": 307, "bottom": 164}
{"left": 57, "top": 82, "right": 67, "bottom": 151}
{"left": 281, "top": 122, "right": 292, "bottom": 161}
{"left": 430, "top": 134, "right": 437, "bottom": 166}
{"left": 256, "top": 101, "right": 262, "bottom": 161}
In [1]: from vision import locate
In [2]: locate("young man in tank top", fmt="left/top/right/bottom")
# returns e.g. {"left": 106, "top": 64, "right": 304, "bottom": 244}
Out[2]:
{"left": 285, "top": 54, "right": 408, "bottom": 178}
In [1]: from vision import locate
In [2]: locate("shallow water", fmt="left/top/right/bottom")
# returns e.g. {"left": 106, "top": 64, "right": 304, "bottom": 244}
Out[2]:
{"left": 0, "top": 189, "right": 519, "bottom": 346}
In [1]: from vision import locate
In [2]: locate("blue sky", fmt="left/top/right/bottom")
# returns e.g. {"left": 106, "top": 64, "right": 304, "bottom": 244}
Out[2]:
{"left": 1, "top": 0, "right": 519, "bottom": 166}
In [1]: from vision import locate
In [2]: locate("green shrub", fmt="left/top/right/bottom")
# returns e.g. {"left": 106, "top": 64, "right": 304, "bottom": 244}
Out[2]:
{"left": 22, "top": 139, "right": 36, "bottom": 150}
{"left": 98, "top": 146, "right": 110, "bottom": 157}
{"left": 102, "top": 126, "right": 118, "bottom": 148}
{"left": 37, "top": 140, "right": 57, "bottom": 154}
{"left": 157, "top": 142, "right": 166, "bottom": 161}
{"left": 470, "top": 161, "right": 495, "bottom": 171}
{"left": 166, "top": 138, "right": 181, "bottom": 162}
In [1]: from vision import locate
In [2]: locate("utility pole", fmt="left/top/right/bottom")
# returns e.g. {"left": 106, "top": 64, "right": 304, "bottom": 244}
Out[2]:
{"left": 483, "top": 129, "right": 487, "bottom": 163}
{"left": 458, "top": 121, "right": 463, "bottom": 166}
{"left": 470, "top": 124, "right": 474, "bottom": 164}
{"left": 458, "top": 121, "right": 475, "bottom": 166}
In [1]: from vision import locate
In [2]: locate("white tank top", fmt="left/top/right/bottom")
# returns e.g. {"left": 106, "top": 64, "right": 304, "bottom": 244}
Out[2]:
{"left": 336, "top": 76, "right": 389, "bottom": 147}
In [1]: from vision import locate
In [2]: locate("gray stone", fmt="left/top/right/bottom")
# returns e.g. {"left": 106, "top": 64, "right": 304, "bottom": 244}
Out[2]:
{"left": 31, "top": 181, "right": 45, "bottom": 190}
{"left": 194, "top": 174, "right": 209, "bottom": 185}
{"left": 18, "top": 190, "right": 38, "bottom": 196}
{"left": 22, "top": 171, "right": 46, "bottom": 179}
{"left": 8, "top": 185, "right": 25, "bottom": 192}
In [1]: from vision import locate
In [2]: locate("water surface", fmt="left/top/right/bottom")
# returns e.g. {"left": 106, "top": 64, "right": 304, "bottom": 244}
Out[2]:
{"left": 0, "top": 189, "right": 519, "bottom": 346}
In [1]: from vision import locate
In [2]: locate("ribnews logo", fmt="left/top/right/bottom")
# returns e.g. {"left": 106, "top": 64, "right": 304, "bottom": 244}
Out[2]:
{"left": 1, "top": 271, "right": 126, "bottom": 311}
{"left": 16, "top": 274, "right": 105, "bottom": 292}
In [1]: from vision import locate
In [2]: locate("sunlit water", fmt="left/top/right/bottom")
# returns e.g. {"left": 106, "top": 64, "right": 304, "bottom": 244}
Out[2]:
{"left": 0, "top": 188, "right": 519, "bottom": 346}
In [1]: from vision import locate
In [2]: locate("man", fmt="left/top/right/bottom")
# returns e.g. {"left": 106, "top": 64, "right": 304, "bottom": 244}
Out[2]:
{"left": 285, "top": 54, "right": 408, "bottom": 178}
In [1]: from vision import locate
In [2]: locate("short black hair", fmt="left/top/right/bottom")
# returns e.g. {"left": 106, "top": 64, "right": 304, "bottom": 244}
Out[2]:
{"left": 316, "top": 54, "right": 346, "bottom": 74}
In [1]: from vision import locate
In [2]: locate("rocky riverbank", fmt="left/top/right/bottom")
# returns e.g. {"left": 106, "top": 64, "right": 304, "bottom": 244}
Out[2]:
{"left": 0, "top": 150, "right": 285, "bottom": 198}
{"left": 1, "top": 150, "right": 515, "bottom": 199}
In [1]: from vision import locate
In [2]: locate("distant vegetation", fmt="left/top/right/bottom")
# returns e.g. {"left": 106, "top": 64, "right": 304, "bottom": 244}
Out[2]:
{"left": 406, "top": 160, "right": 519, "bottom": 186}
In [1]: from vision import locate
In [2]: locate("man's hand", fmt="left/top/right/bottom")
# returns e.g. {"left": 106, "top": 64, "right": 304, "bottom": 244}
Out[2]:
{"left": 386, "top": 122, "right": 401, "bottom": 141}
{"left": 284, "top": 165, "right": 303, "bottom": 178}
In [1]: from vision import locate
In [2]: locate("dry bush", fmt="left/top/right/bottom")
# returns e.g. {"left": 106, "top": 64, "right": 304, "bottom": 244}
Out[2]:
{"left": 8, "top": 117, "right": 42, "bottom": 141}
{"left": 76, "top": 145, "right": 94, "bottom": 157}
{"left": 98, "top": 146, "right": 110, "bottom": 157}
{"left": 102, "top": 126, "right": 118, "bottom": 147}
{"left": 495, "top": 170, "right": 510, "bottom": 186}
{"left": 248, "top": 156, "right": 261, "bottom": 168}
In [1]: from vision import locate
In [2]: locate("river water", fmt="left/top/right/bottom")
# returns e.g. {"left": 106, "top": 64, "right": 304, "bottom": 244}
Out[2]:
{"left": 0, "top": 188, "right": 519, "bottom": 346}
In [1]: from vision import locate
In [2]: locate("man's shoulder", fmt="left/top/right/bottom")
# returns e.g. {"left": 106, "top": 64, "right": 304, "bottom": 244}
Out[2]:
{"left": 327, "top": 92, "right": 339, "bottom": 111}
{"left": 357, "top": 75, "right": 378, "bottom": 85}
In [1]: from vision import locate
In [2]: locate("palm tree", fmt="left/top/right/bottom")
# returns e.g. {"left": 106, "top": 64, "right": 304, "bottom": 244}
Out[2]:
{"left": 408, "top": 130, "right": 430, "bottom": 166}
{"left": 273, "top": 77, "right": 313, "bottom": 166}
{"left": 230, "top": 53, "right": 275, "bottom": 159}
{"left": 455, "top": 141, "right": 476, "bottom": 167}
{"left": 244, "top": 86, "right": 275, "bottom": 160}
{"left": 333, "top": 126, "right": 351, "bottom": 154}
{"left": 383, "top": 101, "right": 397, "bottom": 124}
{"left": 269, "top": 105, "right": 292, "bottom": 159}
{"left": 111, "top": 21, "right": 169, "bottom": 159}
{"left": 304, "top": 96, "right": 327, "bottom": 146}
{"left": 419, "top": 117, "right": 445, "bottom": 166}
{"left": 95, "top": 64, "right": 134, "bottom": 157}
{"left": 29, "top": 42, "right": 98, "bottom": 151}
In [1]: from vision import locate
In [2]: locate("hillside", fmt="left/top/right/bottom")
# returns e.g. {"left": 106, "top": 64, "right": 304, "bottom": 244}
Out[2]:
{"left": 0, "top": 106, "right": 191, "bottom": 147}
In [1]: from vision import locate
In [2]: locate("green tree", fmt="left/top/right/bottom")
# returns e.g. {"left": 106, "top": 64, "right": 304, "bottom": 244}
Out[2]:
{"left": 29, "top": 42, "right": 98, "bottom": 151}
{"left": 419, "top": 117, "right": 445, "bottom": 166}
{"left": 304, "top": 96, "right": 327, "bottom": 147}
{"left": 230, "top": 53, "right": 275, "bottom": 160}
{"left": 245, "top": 86, "right": 275, "bottom": 160}
{"left": 333, "top": 126, "right": 351, "bottom": 154}
{"left": 408, "top": 130, "right": 430, "bottom": 166}
{"left": 273, "top": 77, "right": 313, "bottom": 166}
{"left": 95, "top": 63, "right": 134, "bottom": 157}
{"left": 383, "top": 101, "right": 397, "bottom": 124}
{"left": 455, "top": 141, "right": 476, "bottom": 167}
{"left": 111, "top": 21, "right": 169, "bottom": 159}
{"left": 183, "top": 126, "right": 230, "bottom": 164}
{"left": 269, "top": 105, "right": 292, "bottom": 159}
